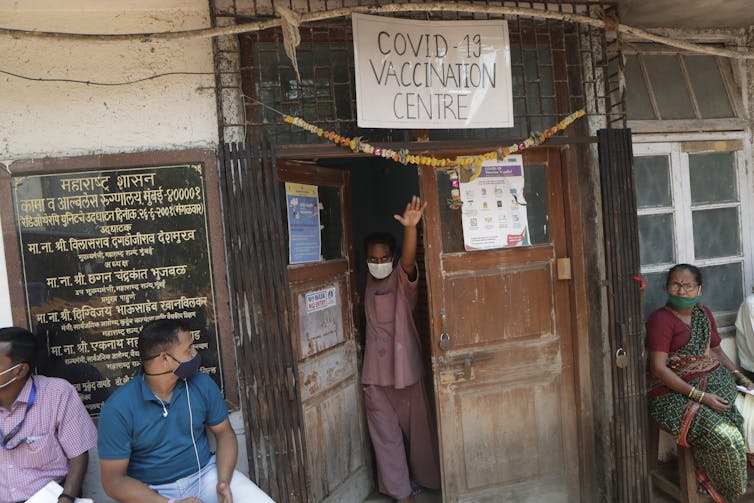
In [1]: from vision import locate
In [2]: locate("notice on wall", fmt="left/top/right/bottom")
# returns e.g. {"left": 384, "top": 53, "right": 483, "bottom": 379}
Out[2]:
{"left": 12, "top": 164, "right": 223, "bottom": 415}
{"left": 352, "top": 13, "right": 512, "bottom": 129}
{"left": 286, "top": 182, "right": 322, "bottom": 264}
{"left": 460, "top": 156, "right": 530, "bottom": 251}
{"left": 297, "top": 282, "right": 344, "bottom": 358}
{"left": 306, "top": 286, "right": 337, "bottom": 314}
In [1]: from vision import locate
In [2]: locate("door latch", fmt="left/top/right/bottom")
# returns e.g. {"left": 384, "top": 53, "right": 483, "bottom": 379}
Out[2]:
{"left": 438, "top": 352, "right": 494, "bottom": 380}
{"left": 557, "top": 257, "right": 572, "bottom": 280}
{"left": 438, "top": 309, "right": 451, "bottom": 351}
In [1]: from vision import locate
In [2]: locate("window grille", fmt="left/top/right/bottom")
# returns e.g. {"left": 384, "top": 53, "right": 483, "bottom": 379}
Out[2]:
{"left": 221, "top": 1, "right": 624, "bottom": 145}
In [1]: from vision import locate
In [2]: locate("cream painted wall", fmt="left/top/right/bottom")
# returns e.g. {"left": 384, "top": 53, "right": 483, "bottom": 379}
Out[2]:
{"left": 0, "top": 3, "right": 255, "bottom": 501}
{"left": 0, "top": 3, "right": 218, "bottom": 161}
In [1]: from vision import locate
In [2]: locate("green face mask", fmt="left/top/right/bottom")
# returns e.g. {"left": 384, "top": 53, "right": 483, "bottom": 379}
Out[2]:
{"left": 668, "top": 294, "right": 700, "bottom": 309}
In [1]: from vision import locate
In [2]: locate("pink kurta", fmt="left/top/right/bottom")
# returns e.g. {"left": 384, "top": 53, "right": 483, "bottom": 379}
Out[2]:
{"left": 361, "top": 264, "right": 440, "bottom": 499}
{"left": 361, "top": 264, "right": 423, "bottom": 388}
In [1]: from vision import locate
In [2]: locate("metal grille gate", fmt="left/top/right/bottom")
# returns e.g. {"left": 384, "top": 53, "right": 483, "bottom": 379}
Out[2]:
{"left": 223, "top": 0, "right": 624, "bottom": 145}
{"left": 598, "top": 128, "right": 650, "bottom": 503}
{"left": 219, "top": 139, "right": 310, "bottom": 503}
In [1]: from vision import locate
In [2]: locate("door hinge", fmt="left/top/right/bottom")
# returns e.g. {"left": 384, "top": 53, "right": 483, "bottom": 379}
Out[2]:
{"left": 286, "top": 367, "right": 296, "bottom": 401}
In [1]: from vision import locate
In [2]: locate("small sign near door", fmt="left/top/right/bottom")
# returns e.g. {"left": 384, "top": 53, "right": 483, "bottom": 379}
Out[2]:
{"left": 285, "top": 182, "right": 321, "bottom": 264}
{"left": 352, "top": 13, "right": 513, "bottom": 129}
{"left": 306, "top": 286, "right": 337, "bottom": 313}
{"left": 459, "top": 155, "right": 530, "bottom": 250}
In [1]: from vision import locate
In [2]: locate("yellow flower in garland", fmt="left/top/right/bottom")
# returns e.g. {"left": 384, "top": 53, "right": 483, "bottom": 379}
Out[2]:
{"left": 282, "top": 110, "right": 586, "bottom": 167}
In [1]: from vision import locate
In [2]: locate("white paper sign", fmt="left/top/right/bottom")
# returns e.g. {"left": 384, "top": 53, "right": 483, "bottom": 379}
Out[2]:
{"left": 306, "top": 286, "right": 337, "bottom": 313}
{"left": 460, "top": 156, "right": 529, "bottom": 251}
{"left": 352, "top": 14, "right": 513, "bottom": 129}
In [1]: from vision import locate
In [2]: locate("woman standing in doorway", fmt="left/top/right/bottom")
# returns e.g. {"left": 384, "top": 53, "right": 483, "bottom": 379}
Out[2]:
{"left": 647, "top": 263, "right": 752, "bottom": 502}
{"left": 361, "top": 196, "right": 440, "bottom": 502}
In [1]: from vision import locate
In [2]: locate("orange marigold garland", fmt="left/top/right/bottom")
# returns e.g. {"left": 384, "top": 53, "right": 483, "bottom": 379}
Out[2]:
{"left": 283, "top": 109, "right": 586, "bottom": 169}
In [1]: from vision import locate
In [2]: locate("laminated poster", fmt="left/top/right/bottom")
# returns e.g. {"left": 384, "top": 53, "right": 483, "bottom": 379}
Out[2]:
{"left": 460, "top": 156, "right": 529, "bottom": 251}
{"left": 286, "top": 182, "right": 322, "bottom": 264}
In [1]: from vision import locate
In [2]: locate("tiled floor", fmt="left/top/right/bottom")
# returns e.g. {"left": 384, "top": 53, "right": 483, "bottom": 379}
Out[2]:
{"left": 363, "top": 488, "right": 442, "bottom": 502}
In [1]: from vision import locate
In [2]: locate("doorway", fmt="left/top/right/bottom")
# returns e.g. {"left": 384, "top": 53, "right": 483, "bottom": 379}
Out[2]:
{"left": 277, "top": 147, "right": 583, "bottom": 503}
{"left": 315, "top": 156, "right": 440, "bottom": 502}
{"left": 316, "top": 157, "right": 429, "bottom": 354}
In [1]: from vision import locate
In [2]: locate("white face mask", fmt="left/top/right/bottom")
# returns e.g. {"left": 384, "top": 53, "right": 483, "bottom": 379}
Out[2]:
{"left": 0, "top": 363, "right": 21, "bottom": 390}
{"left": 368, "top": 262, "right": 393, "bottom": 280}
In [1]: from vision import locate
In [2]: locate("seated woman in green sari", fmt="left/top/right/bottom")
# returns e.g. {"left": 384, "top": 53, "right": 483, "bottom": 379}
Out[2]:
{"left": 647, "top": 263, "right": 754, "bottom": 503}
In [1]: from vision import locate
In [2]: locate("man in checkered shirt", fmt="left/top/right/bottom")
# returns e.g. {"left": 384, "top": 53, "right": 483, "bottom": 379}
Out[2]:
{"left": 0, "top": 327, "right": 97, "bottom": 503}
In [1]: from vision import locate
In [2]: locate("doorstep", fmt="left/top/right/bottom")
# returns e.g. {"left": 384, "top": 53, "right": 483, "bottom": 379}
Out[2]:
{"left": 363, "top": 489, "right": 442, "bottom": 502}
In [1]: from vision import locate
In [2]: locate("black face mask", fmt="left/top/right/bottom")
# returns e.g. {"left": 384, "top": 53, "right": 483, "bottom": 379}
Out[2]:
{"left": 144, "top": 352, "right": 201, "bottom": 379}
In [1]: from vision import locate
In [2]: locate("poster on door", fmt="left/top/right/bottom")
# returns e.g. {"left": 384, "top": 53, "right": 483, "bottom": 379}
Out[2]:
{"left": 459, "top": 156, "right": 529, "bottom": 251}
{"left": 286, "top": 182, "right": 321, "bottom": 264}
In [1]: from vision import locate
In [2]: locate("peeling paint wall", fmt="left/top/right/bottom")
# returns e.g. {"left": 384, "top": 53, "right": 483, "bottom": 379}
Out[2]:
{"left": 0, "top": 2, "right": 219, "bottom": 161}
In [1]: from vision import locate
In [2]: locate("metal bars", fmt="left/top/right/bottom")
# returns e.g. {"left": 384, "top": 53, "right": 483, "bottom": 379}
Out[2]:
{"left": 598, "top": 128, "right": 650, "bottom": 503}
{"left": 219, "top": 140, "right": 309, "bottom": 503}
{"left": 228, "top": 1, "right": 624, "bottom": 144}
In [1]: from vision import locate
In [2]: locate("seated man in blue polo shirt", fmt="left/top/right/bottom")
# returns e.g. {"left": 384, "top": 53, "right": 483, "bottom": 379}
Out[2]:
{"left": 98, "top": 319, "right": 273, "bottom": 503}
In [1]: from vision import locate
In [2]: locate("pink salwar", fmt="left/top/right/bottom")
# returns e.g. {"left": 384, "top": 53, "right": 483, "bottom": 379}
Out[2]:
{"left": 362, "top": 265, "right": 440, "bottom": 499}
{"left": 363, "top": 382, "right": 440, "bottom": 499}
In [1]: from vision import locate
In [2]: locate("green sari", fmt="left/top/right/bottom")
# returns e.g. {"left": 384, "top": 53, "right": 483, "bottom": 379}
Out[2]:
{"left": 648, "top": 305, "right": 747, "bottom": 503}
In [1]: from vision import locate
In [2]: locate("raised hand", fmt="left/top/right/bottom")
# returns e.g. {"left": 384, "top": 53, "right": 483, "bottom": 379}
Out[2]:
{"left": 394, "top": 195, "right": 427, "bottom": 228}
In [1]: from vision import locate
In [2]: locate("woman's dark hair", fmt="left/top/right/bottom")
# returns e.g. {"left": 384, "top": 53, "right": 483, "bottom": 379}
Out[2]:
{"left": 364, "top": 232, "right": 396, "bottom": 256}
{"left": 666, "top": 263, "right": 703, "bottom": 287}
{"left": 138, "top": 319, "right": 190, "bottom": 360}
{"left": 0, "top": 327, "right": 38, "bottom": 370}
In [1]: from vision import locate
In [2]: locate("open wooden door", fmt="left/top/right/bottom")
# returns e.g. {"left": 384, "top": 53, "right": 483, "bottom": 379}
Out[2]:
{"left": 277, "top": 162, "right": 372, "bottom": 503}
{"left": 420, "top": 148, "right": 581, "bottom": 502}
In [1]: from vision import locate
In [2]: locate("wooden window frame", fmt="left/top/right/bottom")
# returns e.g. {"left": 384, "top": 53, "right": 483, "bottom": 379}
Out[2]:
{"left": 633, "top": 134, "right": 754, "bottom": 328}
{"left": 624, "top": 41, "right": 745, "bottom": 132}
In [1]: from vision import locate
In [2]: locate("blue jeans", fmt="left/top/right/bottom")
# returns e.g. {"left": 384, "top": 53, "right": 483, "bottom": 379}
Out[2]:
{"left": 149, "top": 456, "right": 274, "bottom": 502}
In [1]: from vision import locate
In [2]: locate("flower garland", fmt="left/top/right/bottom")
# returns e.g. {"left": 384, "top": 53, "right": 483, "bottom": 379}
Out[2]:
{"left": 283, "top": 109, "right": 586, "bottom": 168}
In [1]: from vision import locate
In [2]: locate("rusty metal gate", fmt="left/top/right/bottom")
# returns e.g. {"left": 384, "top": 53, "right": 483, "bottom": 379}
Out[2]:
{"left": 219, "top": 139, "right": 309, "bottom": 503}
{"left": 227, "top": 0, "right": 625, "bottom": 146}
{"left": 598, "top": 127, "right": 649, "bottom": 503}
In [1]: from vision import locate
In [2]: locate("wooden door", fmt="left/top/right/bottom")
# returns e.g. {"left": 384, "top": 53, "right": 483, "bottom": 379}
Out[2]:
{"left": 419, "top": 148, "right": 580, "bottom": 502}
{"left": 278, "top": 162, "right": 372, "bottom": 503}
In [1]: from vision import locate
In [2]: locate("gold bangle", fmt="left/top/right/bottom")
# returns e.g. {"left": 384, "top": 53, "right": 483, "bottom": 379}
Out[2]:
{"left": 698, "top": 391, "right": 705, "bottom": 404}
{"left": 688, "top": 386, "right": 696, "bottom": 398}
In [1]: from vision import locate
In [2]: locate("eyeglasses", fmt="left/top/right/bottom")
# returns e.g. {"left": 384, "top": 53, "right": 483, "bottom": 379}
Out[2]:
{"left": 669, "top": 281, "right": 700, "bottom": 293}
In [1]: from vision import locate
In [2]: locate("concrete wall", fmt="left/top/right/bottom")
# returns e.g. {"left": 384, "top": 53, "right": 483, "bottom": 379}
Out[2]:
{"left": 0, "top": 2, "right": 252, "bottom": 501}
{"left": 0, "top": 0, "right": 219, "bottom": 161}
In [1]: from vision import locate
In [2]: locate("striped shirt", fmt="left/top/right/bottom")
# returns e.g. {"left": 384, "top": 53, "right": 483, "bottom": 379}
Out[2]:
{"left": 0, "top": 375, "right": 97, "bottom": 503}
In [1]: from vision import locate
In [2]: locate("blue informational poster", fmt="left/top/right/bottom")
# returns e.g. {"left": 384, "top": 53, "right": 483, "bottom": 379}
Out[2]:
{"left": 286, "top": 182, "right": 322, "bottom": 264}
